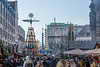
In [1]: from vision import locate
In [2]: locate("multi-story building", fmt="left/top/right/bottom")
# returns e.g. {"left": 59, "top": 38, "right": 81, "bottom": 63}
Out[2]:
{"left": 89, "top": 0, "right": 100, "bottom": 41}
{"left": 73, "top": 25, "right": 84, "bottom": 40}
{"left": 73, "top": 25, "right": 92, "bottom": 41}
{"left": 0, "top": 0, "right": 18, "bottom": 51}
{"left": 18, "top": 26, "right": 25, "bottom": 53}
{"left": 46, "top": 22, "right": 70, "bottom": 53}
{"left": 75, "top": 25, "right": 92, "bottom": 41}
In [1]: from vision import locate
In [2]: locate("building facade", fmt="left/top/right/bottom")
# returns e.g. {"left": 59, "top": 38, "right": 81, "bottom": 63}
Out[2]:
{"left": 0, "top": 0, "right": 18, "bottom": 52}
{"left": 89, "top": 0, "right": 100, "bottom": 41}
{"left": 46, "top": 22, "right": 70, "bottom": 53}
{"left": 73, "top": 25, "right": 84, "bottom": 40}
{"left": 18, "top": 26, "right": 25, "bottom": 53}
{"left": 74, "top": 25, "right": 92, "bottom": 41}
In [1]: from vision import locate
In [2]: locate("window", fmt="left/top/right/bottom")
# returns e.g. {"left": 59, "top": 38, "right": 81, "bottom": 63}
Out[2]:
{"left": 86, "top": 33, "right": 90, "bottom": 36}
{"left": 3, "top": 8, "right": 5, "bottom": 17}
{"left": 5, "top": 21, "right": 7, "bottom": 29}
{"left": 3, "top": 30, "right": 5, "bottom": 37}
{"left": 64, "top": 34, "right": 66, "bottom": 36}
{"left": 5, "top": 31, "right": 7, "bottom": 38}
{"left": 6, "top": 10, "right": 7, "bottom": 19}
{"left": 0, "top": 5, "right": 1, "bottom": 14}
{"left": 8, "top": 33, "right": 9, "bottom": 39}
{"left": 0, "top": 28, "right": 2, "bottom": 35}
{"left": 3, "top": 19, "right": 5, "bottom": 26}
{"left": 0, "top": 17, "right": 2, "bottom": 24}
{"left": 1, "top": 5, "right": 2, "bottom": 15}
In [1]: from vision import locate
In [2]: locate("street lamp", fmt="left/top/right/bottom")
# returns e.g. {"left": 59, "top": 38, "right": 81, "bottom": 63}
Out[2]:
{"left": 41, "top": 28, "right": 44, "bottom": 49}
{"left": 60, "top": 28, "right": 64, "bottom": 59}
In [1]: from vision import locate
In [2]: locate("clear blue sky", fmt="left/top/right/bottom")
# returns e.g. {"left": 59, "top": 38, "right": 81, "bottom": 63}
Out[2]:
{"left": 9, "top": 0, "right": 91, "bottom": 42}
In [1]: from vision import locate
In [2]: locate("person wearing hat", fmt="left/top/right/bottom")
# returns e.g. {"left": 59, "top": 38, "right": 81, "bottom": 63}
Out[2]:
{"left": 70, "top": 59, "right": 76, "bottom": 67}
{"left": 23, "top": 56, "right": 34, "bottom": 67}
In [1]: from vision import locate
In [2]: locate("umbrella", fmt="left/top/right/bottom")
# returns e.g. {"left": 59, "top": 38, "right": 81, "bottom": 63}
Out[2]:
{"left": 63, "top": 48, "right": 84, "bottom": 55}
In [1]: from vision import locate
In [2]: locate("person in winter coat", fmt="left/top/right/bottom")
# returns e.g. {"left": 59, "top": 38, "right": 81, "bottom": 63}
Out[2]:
{"left": 43, "top": 59, "right": 47, "bottom": 67}
{"left": 4, "top": 58, "right": 12, "bottom": 67}
{"left": 70, "top": 59, "right": 76, "bottom": 67}
{"left": 52, "top": 58, "right": 57, "bottom": 67}
{"left": 45, "top": 58, "right": 51, "bottom": 67}
{"left": 77, "top": 59, "right": 86, "bottom": 67}
{"left": 23, "top": 56, "right": 34, "bottom": 67}
{"left": 20, "top": 58, "right": 24, "bottom": 67}
{"left": 35, "top": 61, "right": 44, "bottom": 67}
{"left": 65, "top": 60, "right": 70, "bottom": 67}
{"left": 56, "top": 59, "right": 65, "bottom": 67}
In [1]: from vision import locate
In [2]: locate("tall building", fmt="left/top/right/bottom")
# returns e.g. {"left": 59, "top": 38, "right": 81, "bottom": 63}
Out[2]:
{"left": 46, "top": 22, "right": 70, "bottom": 53}
{"left": 18, "top": 26, "right": 25, "bottom": 53}
{"left": 8, "top": 1, "right": 19, "bottom": 46}
{"left": 0, "top": 0, "right": 18, "bottom": 50}
{"left": 89, "top": 0, "right": 100, "bottom": 41}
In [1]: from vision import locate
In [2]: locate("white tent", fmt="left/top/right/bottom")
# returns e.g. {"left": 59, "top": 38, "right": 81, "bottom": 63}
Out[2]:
{"left": 84, "top": 48, "right": 100, "bottom": 55}
{"left": 63, "top": 48, "right": 84, "bottom": 55}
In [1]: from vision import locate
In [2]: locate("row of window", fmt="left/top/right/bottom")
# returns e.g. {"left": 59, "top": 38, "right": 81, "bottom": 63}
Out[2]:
{"left": 0, "top": 28, "right": 15, "bottom": 42}
{"left": 48, "top": 38, "right": 67, "bottom": 44}
{"left": 0, "top": 3, "right": 15, "bottom": 27}
{"left": 0, "top": 17, "right": 15, "bottom": 34}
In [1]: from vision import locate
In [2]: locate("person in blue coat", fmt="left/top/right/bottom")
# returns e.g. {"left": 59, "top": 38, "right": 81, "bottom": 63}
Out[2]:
{"left": 20, "top": 58, "right": 24, "bottom": 67}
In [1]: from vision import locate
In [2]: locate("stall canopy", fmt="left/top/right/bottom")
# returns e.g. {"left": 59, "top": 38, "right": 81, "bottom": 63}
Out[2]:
{"left": 84, "top": 48, "right": 100, "bottom": 55}
{"left": 63, "top": 48, "right": 84, "bottom": 55}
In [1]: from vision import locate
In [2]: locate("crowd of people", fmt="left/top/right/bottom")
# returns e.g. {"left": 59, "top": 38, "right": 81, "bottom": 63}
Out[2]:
{"left": 56, "top": 56, "right": 100, "bottom": 67}
{"left": 3, "top": 55, "right": 58, "bottom": 67}
{"left": 3, "top": 55, "right": 100, "bottom": 67}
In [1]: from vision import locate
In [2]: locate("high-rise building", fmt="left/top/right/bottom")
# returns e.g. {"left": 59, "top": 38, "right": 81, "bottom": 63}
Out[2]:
{"left": 46, "top": 22, "right": 70, "bottom": 53}
{"left": 89, "top": 0, "right": 100, "bottom": 41}
{"left": 0, "top": 0, "right": 18, "bottom": 50}
{"left": 18, "top": 26, "right": 25, "bottom": 53}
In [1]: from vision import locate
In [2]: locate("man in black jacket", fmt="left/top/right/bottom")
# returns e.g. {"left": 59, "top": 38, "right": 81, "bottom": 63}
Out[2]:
{"left": 52, "top": 58, "right": 57, "bottom": 67}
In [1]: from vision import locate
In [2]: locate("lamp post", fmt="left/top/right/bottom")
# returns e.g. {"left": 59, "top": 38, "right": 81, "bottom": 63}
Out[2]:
{"left": 41, "top": 28, "right": 44, "bottom": 49}
{"left": 60, "top": 28, "right": 64, "bottom": 59}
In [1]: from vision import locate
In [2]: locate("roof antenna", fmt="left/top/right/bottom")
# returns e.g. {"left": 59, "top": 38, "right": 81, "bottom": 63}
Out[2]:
{"left": 54, "top": 17, "right": 56, "bottom": 23}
